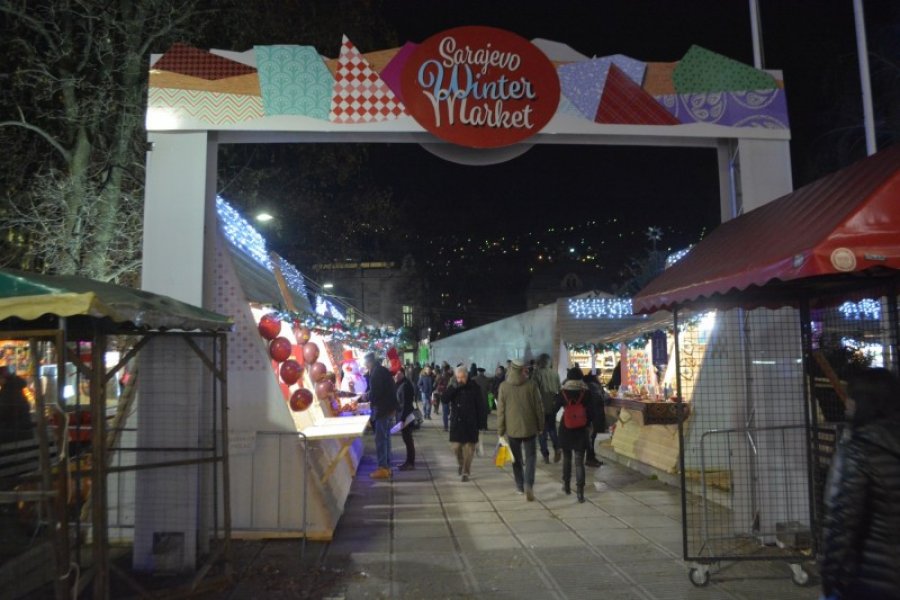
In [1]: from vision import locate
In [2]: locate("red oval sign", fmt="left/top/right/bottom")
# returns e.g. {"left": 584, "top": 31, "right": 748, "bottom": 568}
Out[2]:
{"left": 401, "top": 26, "right": 560, "bottom": 149}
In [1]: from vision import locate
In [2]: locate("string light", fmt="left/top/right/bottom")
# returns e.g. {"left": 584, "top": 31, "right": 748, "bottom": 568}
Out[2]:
{"left": 665, "top": 247, "right": 691, "bottom": 269}
{"left": 568, "top": 297, "right": 635, "bottom": 319}
{"left": 838, "top": 299, "right": 880, "bottom": 320}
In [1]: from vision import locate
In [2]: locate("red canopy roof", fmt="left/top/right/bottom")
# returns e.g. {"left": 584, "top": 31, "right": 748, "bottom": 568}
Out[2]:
{"left": 634, "top": 145, "right": 900, "bottom": 314}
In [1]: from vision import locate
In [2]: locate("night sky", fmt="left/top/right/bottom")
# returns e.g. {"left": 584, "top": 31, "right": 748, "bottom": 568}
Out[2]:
{"left": 225, "top": 0, "right": 899, "bottom": 328}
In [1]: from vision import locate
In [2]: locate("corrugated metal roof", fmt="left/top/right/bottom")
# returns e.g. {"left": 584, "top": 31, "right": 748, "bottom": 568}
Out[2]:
{"left": 634, "top": 144, "right": 900, "bottom": 314}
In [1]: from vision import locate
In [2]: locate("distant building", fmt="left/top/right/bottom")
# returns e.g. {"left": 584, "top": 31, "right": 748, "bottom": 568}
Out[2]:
{"left": 525, "top": 263, "right": 613, "bottom": 310}
{"left": 313, "top": 255, "right": 427, "bottom": 343}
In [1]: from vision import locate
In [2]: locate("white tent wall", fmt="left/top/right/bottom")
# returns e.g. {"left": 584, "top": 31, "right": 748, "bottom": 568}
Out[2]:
{"left": 430, "top": 304, "right": 557, "bottom": 372}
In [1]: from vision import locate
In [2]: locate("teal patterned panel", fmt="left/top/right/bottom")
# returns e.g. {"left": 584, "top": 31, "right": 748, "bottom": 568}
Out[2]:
{"left": 255, "top": 45, "right": 333, "bottom": 119}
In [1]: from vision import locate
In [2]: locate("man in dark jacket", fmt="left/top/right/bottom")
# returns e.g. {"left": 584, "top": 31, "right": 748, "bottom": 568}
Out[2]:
{"left": 0, "top": 366, "right": 33, "bottom": 444}
{"left": 444, "top": 365, "right": 484, "bottom": 482}
{"left": 395, "top": 369, "right": 417, "bottom": 471}
{"left": 365, "top": 353, "right": 397, "bottom": 480}
{"left": 473, "top": 367, "right": 491, "bottom": 430}
{"left": 583, "top": 372, "right": 607, "bottom": 468}
{"left": 821, "top": 368, "right": 900, "bottom": 600}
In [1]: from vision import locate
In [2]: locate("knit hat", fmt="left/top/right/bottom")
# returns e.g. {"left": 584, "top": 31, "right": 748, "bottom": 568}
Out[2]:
{"left": 510, "top": 359, "right": 525, "bottom": 369}
{"left": 566, "top": 367, "right": 584, "bottom": 381}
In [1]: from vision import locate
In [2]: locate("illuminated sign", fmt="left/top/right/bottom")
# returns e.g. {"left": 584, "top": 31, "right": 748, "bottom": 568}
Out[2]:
{"left": 401, "top": 26, "right": 560, "bottom": 148}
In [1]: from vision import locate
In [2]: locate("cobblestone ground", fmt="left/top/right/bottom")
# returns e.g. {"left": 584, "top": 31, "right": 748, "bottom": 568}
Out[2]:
{"left": 225, "top": 414, "right": 820, "bottom": 600}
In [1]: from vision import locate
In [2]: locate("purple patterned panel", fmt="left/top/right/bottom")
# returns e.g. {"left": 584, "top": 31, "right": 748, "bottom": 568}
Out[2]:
{"left": 655, "top": 88, "right": 789, "bottom": 129}
{"left": 558, "top": 54, "right": 646, "bottom": 120}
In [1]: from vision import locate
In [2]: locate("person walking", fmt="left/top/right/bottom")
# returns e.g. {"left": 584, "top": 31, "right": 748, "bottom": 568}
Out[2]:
{"left": 583, "top": 372, "right": 607, "bottom": 468}
{"left": 474, "top": 367, "right": 491, "bottom": 430}
{"left": 490, "top": 365, "right": 506, "bottom": 411}
{"left": 532, "top": 353, "right": 562, "bottom": 464}
{"left": 557, "top": 368, "right": 595, "bottom": 503}
{"left": 497, "top": 359, "right": 544, "bottom": 501}
{"left": 417, "top": 366, "right": 434, "bottom": 420}
{"left": 435, "top": 366, "right": 452, "bottom": 430}
{"left": 0, "top": 366, "right": 33, "bottom": 444}
{"left": 395, "top": 368, "right": 417, "bottom": 471}
{"left": 365, "top": 352, "right": 396, "bottom": 480}
{"left": 820, "top": 368, "right": 900, "bottom": 600}
{"left": 444, "top": 365, "right": 484, "bottom": 482}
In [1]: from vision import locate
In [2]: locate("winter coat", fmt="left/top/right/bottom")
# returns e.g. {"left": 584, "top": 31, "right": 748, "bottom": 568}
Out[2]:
{"left": 497, "top": 366, "right": 543, "bottom": 439}
{"left": 474, "top": 373, "right": 491, "bottom": 427}
{"left": 585, "top": 380, "right": 608, "bottom": 432}
{"left": 435, "top": 373, "right": 451, "bottom": 403}
{"left": 555, "top": 381, "right": 595, "bottom": 452}
{"left": 417, "top": 374, "right": 434, "bottom": 400}
{"left": 368, "top": 364, "right": 397, "bottom": 419}
{"left": 820, "top": 418, "right": 900, "bottom": 599}
{"left": 396, "top": 377, "right": 416, "bottom": 421}
{"left": 532, "top": 366, "right": 561, "bottom": 414}
{"left": 445, "top": 379, "right": 483, "bottom": 444}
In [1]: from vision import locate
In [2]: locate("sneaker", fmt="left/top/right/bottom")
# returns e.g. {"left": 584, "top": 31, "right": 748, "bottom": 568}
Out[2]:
{"left": 515, "top": 488, "right": 524, "bottom": 495}
{"left": 461, "top": 474, "right": 469, "bottom": 482}
{"left": 525, "top": 488, "right": 535, "bottom": 502}
{"left": 398, "top": 463, "right": 415, "bottom": 471}
{"left": 576, "top": 488, "right": 585, "bottom": 503}
{"left": 370, "top": 467, "right": 391, "bottom": 480}
{"left": 553, "top": 449, "right": 562, "bottom": 463}
{"left": 585, "top": 458, "right": 602, "bottom": 468}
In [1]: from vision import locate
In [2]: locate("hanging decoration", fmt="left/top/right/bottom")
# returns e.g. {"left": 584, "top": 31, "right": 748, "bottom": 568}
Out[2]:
{"left": 309, "top": 361, "right": 328, "bottom": 383}
{"left": 270, "top": 308, "right": 403, "bottom": 353}
{"left": 567, "top": 297, "right": 636, "bottom": 319}
{"left": 279, "top": 359, "right": 303, "bottom": 385}
{"left": 302, "top": 341, "right": 320, "bottom": 364}
{"left": 258, "top": 314, "right": 283, "bottom": 340}
{"left": 268, "top": 337, "right": 293, "bottom": 362}
{"left": 566, "top": 333, "right": 656, "bottom": 354}
{"left": 289, "top": 388, "right": 314, "bottom": 412}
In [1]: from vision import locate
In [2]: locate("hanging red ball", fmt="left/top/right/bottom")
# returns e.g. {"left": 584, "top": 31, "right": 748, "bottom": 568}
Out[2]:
{"left": 315, "top": 380, "right": 335, "bottom": 400}
{"left": 309, "top": 362, "right": 327, "bottom": 383}
{"left": 296, "top": 327, "right": 312, "bottom": 345}
{"left": 279, "top": 359, "right": 303, "bottom": 385}
{"left": 289, "top": 388, "right": 314, "bottom": 412}
{"left": 258, "top": 314, "right": 282, "bottom": 340}
{"left": 269, "top": 337, "right": 293, "bottom": 362}
{"left": 302, "top": 342, "right": 320, "bottom": 364}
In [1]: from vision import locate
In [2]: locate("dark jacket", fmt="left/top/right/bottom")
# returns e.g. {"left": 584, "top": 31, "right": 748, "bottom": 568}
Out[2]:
{"left": 821, "top": 418, "right": 900, "bottom": 599}
{"left": 417, "top": 373, "right": 434, "bottom": 399}
{"left": 0, "top": 374, "right": 33, "bottom": 444}
{"left": 368, "top": 364, "right": 397, "bottom": 419}
{"left": 396, "top": 377, "right": 416, "bottom": 421}
{"left": 444, "top": 379, "right": 483, "bottom": 444}
{"left": 554, "top": 381, "right": 595, "bottom": 452}
{"left": 585, "top": 379, "right": 607, "bottom": 432}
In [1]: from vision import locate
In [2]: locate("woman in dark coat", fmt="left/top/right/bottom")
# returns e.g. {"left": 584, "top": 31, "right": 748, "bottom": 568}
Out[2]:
{"left": 444, "top": 365, "right": 484, "bottom": 481}
{"left": 555, "top": 367, "right": 595, "bottom": 503}
{"left": 583, "top": 372, "right": 607, "bottom": 468}
{"left": 820, "top": 368, "right": 900, "bottom": 600}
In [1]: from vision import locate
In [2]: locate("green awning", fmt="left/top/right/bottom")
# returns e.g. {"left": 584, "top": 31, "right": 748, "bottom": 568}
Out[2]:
{"left": 0, "top": 269, "right": 232, "bottom": 332}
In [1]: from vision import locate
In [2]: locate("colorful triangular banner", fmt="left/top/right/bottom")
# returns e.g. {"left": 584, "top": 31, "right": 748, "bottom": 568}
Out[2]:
{"left": 330, "top": 35, "right": 406, "bottom": 123}
{"left": 595, "top": 65, "right": 679, "bottom": 125}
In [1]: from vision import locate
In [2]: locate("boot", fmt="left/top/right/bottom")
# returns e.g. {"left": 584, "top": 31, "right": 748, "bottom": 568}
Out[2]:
{"left": 561, "top": 480, "right": 571, "bottom": 495}
{"left": 576, "top": 486, "right": 585, "bottom": 503}
{"left": 370, "top": 467, "right": 391, "bottom": 480}
{"left": 553, "top": 449, "right": 562, "bottom": 463}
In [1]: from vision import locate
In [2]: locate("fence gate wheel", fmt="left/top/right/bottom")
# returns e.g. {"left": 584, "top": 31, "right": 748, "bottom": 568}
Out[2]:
{"left": 689, "top": 566, "right": 710, "bottom": 587}
{"left": 790, "top": 564, "right": 810, "bottom": 586}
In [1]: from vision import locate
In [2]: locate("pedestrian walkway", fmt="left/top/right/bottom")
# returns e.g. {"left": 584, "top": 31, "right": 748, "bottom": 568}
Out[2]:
{"left": 228, "top": 414, "right": 820, "bottom": 599}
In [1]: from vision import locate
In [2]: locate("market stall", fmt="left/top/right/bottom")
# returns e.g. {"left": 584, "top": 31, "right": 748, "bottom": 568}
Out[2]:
{"left": 0, "top": 268, "right": 232, "bottom": 600}
{"left": 211, "top": 198, "right": 400, "bottom": 540}
{"left": 633, "top": 144, "right": 900, "bottom": 585}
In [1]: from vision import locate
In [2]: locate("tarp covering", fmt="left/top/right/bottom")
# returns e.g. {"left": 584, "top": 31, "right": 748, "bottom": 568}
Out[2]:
{"left": 634, "top": 145, "right": 900, "bottom": 314}
{"left": 0, "top": 269, "right": 232, "bottom": 331}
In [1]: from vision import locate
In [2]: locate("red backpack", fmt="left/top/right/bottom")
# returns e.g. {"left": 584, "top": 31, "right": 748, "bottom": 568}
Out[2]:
{"left": 562, "top": 390, "right": 588, "bottom": 429}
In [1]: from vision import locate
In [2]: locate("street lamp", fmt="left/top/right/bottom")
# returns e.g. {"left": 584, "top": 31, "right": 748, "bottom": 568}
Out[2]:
{"left": 255, "top": 212, "right": 274, "bottom": 223}
{"left": 323, "top": 282, "right": 334, "bottom": 290}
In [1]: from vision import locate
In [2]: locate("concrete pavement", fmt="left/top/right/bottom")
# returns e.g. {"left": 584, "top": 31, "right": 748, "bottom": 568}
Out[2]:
{"left": 227, "top": 414, "right": 820, "bottom": 599}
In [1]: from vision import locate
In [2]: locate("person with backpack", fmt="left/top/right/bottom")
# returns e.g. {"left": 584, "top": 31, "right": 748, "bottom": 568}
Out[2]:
{"left": 556, "top": 367, "right": 595, "bottom": 503}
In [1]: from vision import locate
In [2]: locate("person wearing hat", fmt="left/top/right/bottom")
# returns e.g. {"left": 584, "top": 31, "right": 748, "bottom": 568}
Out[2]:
{"left": 532, "top": 353, "right": 562, "bottom": 464}
{"left": 364, "top": 352, "right": 397, "bottom": 480}
{"left": 497, "top": 359, "right": 544, "bottom": 501}
{"left": 556, "top": 367, "right": 595, "bottom": 503}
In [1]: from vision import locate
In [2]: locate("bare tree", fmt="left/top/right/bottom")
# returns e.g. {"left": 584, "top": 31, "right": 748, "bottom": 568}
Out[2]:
{"left": 0, "top": 0, "right": 210, "bottom": 283}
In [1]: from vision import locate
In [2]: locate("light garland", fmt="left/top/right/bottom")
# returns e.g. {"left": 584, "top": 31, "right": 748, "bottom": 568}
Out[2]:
{"left": 278, "top": 256, "right": 308, "bottom": 298}
{"left": 665, "top": 247, "right": 692, "bottom": 269}
{"left": 568, "top": 297, "right": 635, "bottom": 319}
{"left": 271, "top": 308, "right": 403, "bottom": 353}
{"left": 838, "top": 298, "right": 880, "bottom": 321}
{"left": 566, "top": 333, "right": 654, "bottom": 353}
{"left": 315, "top": 295, "right": 346, "bottom": 320}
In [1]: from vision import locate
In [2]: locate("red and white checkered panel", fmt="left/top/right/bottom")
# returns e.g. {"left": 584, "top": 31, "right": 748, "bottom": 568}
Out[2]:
{"left": 330, "top": 36, "right": 406, "bottom": 123}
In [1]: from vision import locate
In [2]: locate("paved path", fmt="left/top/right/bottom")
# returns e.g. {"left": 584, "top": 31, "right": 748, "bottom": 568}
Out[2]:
{"left": 230, "top": 415, "right": 820, "bottom": 599}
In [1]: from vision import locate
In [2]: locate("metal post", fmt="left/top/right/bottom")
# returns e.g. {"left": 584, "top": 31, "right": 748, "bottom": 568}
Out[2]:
{"left": 673, "top": 309, "right": 690, "bottom": 560}
{"left": 798, "top": 300, "right": 820, "bottom": 553}
{"left": 218, "top": 334, "right": 233, "bottom": 580}
{"left": 749, "top": 0, "right": 765, "bottom": 69}
{"left": 91, "top": 334, "right": 109, "bottom": 600}
{"left": 853, "top": 0, "right": 877, "bottom": 156}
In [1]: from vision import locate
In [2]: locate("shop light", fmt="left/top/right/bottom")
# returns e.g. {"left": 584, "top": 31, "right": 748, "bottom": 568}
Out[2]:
{"left": 323, "top": 282, "right": 334, "bottom": 289}
{"left": 838, "top": 298, "right": 880, "bottom": 320}
{"left": 255, "top": 212, "right": 275, "bottom": 223}
{"left": 567, "top": 297, "right": 635, "bottom": 319}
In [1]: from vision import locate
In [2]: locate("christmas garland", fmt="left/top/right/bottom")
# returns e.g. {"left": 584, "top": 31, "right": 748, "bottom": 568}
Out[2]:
{"left": 566, "top": 333, "right": 656, "bottom": 354}
{"left": 270, "top": 308, "right": 405, "bottom": 353}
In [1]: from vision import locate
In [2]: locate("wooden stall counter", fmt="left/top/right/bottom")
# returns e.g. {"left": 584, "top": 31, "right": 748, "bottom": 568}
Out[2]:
{"left": 609, "top": 395, "right": 691, "bottom": 474}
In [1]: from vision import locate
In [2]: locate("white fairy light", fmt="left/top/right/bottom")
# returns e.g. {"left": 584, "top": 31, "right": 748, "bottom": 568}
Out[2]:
{"left": 567, "top": 297, "right": 635, "bottom": 319}
{"left": 838, "top": 298, "right": 880, "bottom": 320}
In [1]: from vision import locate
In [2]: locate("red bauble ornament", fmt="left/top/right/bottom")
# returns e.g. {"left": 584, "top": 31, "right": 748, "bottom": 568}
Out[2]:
{"left": 258, "top": 314, "right": 282, "bottom": 340}
{"left": 296, "top": 327, "right": 312, "bottom": 345}
{"left": 315, "top": 380, "right": 334, "bottom": 400}
{"left": 289, "top": 388, "right": 314, "bottom": 412}
{"left": 279, "top": 359, "right": 303, "bottom": 385}
{"left": 302, "top": 342, "right": 320, "bottom": 364}
{"left": 269, "top": 337, "right": 292, "bottom": 362}
{"left": 309, "top": 362, "right": 327, "bottom": 383}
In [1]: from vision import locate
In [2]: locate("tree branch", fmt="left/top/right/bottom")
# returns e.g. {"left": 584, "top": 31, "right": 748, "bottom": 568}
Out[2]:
{"left": 0, "top": 120, "right": 71, "bottom": 163}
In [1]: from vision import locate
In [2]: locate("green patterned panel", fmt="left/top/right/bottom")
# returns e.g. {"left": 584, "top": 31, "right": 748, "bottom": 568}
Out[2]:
{"left": 255, "top": 45, "right": 332, "bottom": 119}
{"left": 673, "top": 45, "right": 776, "bottom": 94}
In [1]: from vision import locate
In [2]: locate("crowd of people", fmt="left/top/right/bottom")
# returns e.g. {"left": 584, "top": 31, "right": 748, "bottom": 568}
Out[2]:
{"left": 361, "top": 351, "right": 609, "bottom": 504}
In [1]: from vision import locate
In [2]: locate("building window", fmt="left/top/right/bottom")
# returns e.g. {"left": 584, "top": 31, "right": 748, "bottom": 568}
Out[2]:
{"left": 402, "top": 305, "right": 413, "bottom": 327}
